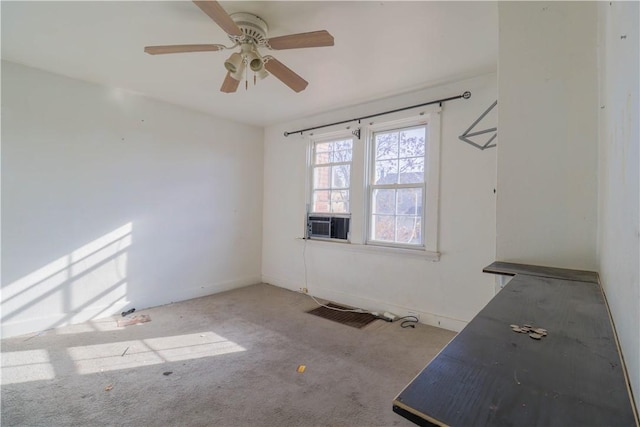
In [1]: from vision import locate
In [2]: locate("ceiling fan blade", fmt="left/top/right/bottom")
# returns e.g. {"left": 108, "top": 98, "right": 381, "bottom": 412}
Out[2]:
{"left": 192, "top": 0, "right": 242, "bottom": 37}
{"left": 144, "top": 44, "right": 224, "bottom": 55}
{"left": 267, "top": 30, "right": 334, "bottom": 50}
{"left": 220, "top": 72, "right": 240, "bottom": 93}
{"left": 264, "top": 57, "right": 308, "bottom": 93}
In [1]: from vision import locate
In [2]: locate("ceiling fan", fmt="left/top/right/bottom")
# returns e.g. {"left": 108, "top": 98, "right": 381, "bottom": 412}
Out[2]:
{"left": 144, "top": 0, "right": 334, "bottom": 93}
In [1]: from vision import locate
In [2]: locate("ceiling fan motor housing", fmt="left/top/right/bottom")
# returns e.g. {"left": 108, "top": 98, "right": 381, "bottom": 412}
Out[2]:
{"left": 229, "top": 12, "right": 269, "bottom": 46}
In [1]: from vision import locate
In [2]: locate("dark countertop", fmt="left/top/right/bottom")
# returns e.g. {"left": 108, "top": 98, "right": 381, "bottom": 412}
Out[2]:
{"left": 393, "top": 263, "right": 637, "bottom": 426}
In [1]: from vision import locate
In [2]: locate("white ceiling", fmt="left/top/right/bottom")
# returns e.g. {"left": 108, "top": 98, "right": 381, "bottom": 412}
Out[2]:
{"left": 1, "top": 1, "right": 498, "bottom": 127}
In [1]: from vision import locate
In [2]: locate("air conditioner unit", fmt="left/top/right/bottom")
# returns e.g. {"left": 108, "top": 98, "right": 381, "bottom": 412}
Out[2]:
{"left": 307, "top": 214, "right": 350, "bottom": 240}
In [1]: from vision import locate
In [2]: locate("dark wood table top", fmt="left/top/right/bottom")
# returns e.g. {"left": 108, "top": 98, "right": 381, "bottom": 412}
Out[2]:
{"left": 393, "top": 273, "right": 637, "bottom": 426}
{"left": 483, "top": 261, "right": 599, "bottom": 283}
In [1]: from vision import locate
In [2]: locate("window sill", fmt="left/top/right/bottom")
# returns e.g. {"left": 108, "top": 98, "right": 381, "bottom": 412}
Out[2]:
{"left": 296, "top": 237, "right": 440, "bottom": 261}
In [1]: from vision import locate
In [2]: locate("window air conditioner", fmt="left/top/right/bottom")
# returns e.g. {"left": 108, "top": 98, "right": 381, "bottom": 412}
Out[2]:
{"left": 307, "top": 215, "right": 350, "bottom": 240}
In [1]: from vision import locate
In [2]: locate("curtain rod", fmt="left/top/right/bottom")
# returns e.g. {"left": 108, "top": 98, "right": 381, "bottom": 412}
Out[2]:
{"left": 284, "top": 91, "right": 471, "bottom": 137}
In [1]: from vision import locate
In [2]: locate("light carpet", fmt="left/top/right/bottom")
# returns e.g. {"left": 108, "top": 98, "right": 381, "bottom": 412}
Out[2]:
{"left": 1, "top": 283, "right": 456, "bottom": 426}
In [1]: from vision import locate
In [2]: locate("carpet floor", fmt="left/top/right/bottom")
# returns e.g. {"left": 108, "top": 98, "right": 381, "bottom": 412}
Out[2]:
{"left": 1, "top": 283, "right": 456, "bottom": 426}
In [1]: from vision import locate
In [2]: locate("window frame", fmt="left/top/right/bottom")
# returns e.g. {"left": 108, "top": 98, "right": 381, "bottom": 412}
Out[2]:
{"left": 307, "top": 130, "right": 355, "bottom": 216}
{"left": 365, "top": 110, "right": 441, "bottom": 252}
{"left": 303, "top": 108, "right": 440, "bottom": 256}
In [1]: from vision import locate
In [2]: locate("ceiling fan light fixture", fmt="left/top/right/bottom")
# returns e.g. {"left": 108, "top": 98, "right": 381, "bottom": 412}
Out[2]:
{"left": 224, "top": 52, "right": 243, "bottom": 73}
{"left": 230, "top": 61, "right": 245, "bottom": 81}
{"left": 238, "top": 43, "right": 264, "bottom": 72}
{"left": 247, "top": 53, "right": 264, "bottom": 72}
{"left": 255, "top": 68, "right": 269, "bottom": 80}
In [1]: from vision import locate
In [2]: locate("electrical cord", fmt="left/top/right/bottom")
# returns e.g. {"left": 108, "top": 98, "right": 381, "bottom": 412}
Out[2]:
{"left": 302, "top": 237, "right": 419, "bottom": 324}
{"left": 308, "top": 294, "right": 371, "bottom": 313}
{"left": 302, "top": 237, "right": 372, "bottom": 314}
{"left": 395, "top": 315, "right": 419, "bottom": 328}
{"left": 303, "top": 237, "right": 308, "bottom": 291}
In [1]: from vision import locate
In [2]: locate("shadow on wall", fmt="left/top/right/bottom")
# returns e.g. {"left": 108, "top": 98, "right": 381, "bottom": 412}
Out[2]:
{"left": 1, "top": 223, "right": 133, "bottom": 337}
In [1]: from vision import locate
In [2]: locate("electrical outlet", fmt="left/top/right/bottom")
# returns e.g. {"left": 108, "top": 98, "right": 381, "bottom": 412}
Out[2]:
{"left": 299, "top": 287, "right": 308, "bottom": 294}
{"left": 407, "top": 311, "right": 420, "bottom": 321}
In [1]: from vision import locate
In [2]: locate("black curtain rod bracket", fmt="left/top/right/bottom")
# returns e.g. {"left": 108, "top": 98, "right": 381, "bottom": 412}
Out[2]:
{"left": 284, "top": 91, "right": 471, "bottom": 137}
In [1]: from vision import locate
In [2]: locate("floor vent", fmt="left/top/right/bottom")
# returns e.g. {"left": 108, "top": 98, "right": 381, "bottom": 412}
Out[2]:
{"left": 307, "top": 303, "right": 378, "bottom": 329}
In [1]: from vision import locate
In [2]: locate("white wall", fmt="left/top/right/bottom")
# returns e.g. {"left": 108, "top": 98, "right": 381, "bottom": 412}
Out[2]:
{"left": 497, "top": 1, "right": 638, "bottom": 409}
{"left": 1, "top": 61, "right": 263, "bottom": 338}
{"left": 262, "top": 74, "right": 497, "bottom": 331}
{"left": 497, "top": 2, "right": 598, "bottom": 269}
{"left": 597, "top": 2, "right": 639, "bottom": 410}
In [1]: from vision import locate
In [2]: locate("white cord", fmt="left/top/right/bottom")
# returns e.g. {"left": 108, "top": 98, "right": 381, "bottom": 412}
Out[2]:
{"left": 308, "top": 293, "right": 368, "bottom": 313}
{"left": 302, "top": 237, "right": 372, "bottom": 314}
{"left": 303, "top": 237, "right": 308, "bottom": 290}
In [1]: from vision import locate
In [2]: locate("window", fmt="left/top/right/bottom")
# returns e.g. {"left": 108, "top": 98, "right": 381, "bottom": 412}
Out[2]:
{"left": 305, "top": 109, "right": 440, "bottom": 254}
{"left": 366, "top": 111, "right": 440, "bottom": 252}
{"left": 311, "top": 137, "right": 353, "bottom": 214}
{"left": 369, "top": 124, "right": 427, "bottom": 247}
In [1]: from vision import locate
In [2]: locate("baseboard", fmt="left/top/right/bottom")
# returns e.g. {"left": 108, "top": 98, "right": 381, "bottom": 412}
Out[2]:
{"left": 261, "top": 274, "right": 468, "bottom": 332}
{"left": 141, "top": 275, "right": 262, "bottom": 308}
{"left": 1, "top": 299, "right": 132, "bottom": 339}
{"left": 1, "top": 275, "right": 262, "bottom": 339}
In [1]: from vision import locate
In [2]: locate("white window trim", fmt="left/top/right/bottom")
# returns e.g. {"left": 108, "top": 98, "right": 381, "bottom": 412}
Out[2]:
{"left": 364, "top": 108, "right": 441, "bottom": 252}
{"left": 296, "top": 237, "right": 440, "bottom": 261}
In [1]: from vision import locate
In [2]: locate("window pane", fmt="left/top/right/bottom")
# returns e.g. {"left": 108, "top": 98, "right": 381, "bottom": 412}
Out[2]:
{"left": 331, "top": 165, "right": 350, "bottom": 189}
{"left": 375, "top": 132, "right": 399, "bottom": 160}
{"left": 315, "top": 142, "right": 331, "bottom": 165}
{"left": 372, "top": 215, "right": 395, "bottom": 242}
{"left": 399, "top": 127, "right": 426, "bottom": 157}
{"left": 314, "top": 166, "right": 331, "bottom": 189}
{"left": 334, "top": 139, "right": 353, "bottom": 151}
{"left": 313, "top": 190, "right": 330, "bottom": 213}
{"left": 332, "top": 149, "right": 352, "bottom": 163}
{"left": 372, "top": 189, "right": 395, "bottom": 214}
{"left": 316, "top": 142, "right": 331, "bottom": 152}
{"left": 315, "top": 151, "right": 330, "bottom": 164}
{"left": 397, "top": 188, "right": 422, "bottom": 215}
{"left": 375, "top": 159, "right": 398, "bottom": 184}
{"left": 398, "top": 157, "right": 424, "bottom": 184}
{"left": 331, "top": 190, "right": 349, "bottom": 213}
{"left": 396, "top": 216, "right": 422, "bottom": 244}
{"left": 316, "top": 140, "right": 353, "bottom": 164}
